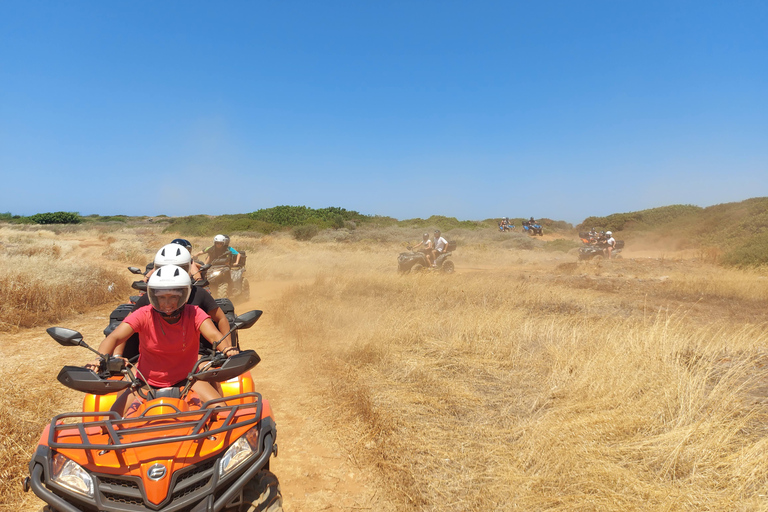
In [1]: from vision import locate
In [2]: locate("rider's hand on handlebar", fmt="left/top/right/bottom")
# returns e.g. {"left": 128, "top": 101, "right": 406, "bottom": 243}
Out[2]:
{"left": 220, "top": 346, "right": 240, "bottom": 357}
{"left": 85, "top": 356, "right": 127, "bottom": 373}
{"left": 85, "top": 359, "right": 103, "bottom": 372}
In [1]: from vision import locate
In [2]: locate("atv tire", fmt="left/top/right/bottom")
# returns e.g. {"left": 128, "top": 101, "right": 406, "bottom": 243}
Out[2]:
{"left": 218, "top": 282, "right": 229, "bottom": 299}
{"left": 242, "top": 470, "right": 283, "bottom": 512}
{"left": 442, "top": 260, "right": 455, "bottom": 274}
{"left": 592, "top": 254, "right": 604, "bottom": 261}
{"left": 411, "top": 263, "right": 424, "bottom": 274}
{"left": 241, "top": 278, "right": 251, "bottom": 301}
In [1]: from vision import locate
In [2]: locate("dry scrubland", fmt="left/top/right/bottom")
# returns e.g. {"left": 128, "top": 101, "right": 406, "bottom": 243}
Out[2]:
{"left": 3, "top": 224, "right": 768, "bottom": 511}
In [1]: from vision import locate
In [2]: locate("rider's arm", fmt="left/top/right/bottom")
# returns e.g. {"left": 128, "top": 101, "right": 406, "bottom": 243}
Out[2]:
{"left": 87, "top": 322, "right": 135, "bottom": 369}
{"left": 200, "top": 318, "right": 239, "bottom": 354}
{"left": 208, "top": 307, "right": 232, "bottom": 345}
{"left": 227, "top": 247, "right": 241, "bottom": 266}
{"left": 189, "top": 261, "right": 202, "bottom": 281}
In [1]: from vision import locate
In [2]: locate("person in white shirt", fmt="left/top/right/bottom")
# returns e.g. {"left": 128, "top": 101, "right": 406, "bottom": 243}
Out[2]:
{"left": 604, "top": 231, "right": 616, "bottom": 258}
{"left": 432, "top": 230, "right": 449, "bottom": 267}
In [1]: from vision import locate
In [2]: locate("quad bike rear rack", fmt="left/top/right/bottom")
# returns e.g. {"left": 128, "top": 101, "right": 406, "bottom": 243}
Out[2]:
{"left": 48, "top": 392, "right": 263, "bottom": 451}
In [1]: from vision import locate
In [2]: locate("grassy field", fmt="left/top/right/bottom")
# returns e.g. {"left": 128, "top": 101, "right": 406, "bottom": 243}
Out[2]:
{"left": 2, "top": 222, "right": 768, "bottom": 511}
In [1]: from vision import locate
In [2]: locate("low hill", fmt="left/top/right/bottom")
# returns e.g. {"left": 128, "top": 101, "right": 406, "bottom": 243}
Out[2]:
{"left": 3, "top": 198, "right": 767, "bottom": 266}
{"left": 578, "top": 197, "right": 768, "bottom": 266}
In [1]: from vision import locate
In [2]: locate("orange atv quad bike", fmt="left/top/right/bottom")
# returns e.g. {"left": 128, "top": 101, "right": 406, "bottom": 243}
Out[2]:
{"left": 23, "top": 310, "right": 282, "bottom": 512}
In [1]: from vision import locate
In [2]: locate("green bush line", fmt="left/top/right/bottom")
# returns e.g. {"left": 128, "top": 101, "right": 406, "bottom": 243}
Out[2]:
{"left": 4, "top": 198, "right": 767, "bottom": 266}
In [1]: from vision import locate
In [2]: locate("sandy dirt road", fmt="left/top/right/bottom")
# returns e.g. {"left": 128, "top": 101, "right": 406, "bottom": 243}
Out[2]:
{"left": 12, "top": 273, "right": 389, "bottom": 511}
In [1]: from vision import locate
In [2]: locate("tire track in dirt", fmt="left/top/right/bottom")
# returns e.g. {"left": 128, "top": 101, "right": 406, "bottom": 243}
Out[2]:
{"left": 234, "top": 279, "right": 387, "bottom": 511}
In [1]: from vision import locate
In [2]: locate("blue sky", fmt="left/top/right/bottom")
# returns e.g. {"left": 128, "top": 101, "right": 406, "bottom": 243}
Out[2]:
{"left": 1, "top": 1, "right": 766, "bottom": 224}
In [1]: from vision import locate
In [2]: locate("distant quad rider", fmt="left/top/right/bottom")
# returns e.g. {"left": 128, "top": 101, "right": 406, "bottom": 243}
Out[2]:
{"left": 604, "top": 231, "right": 616, "bottom": 258}
{"left": 195, "top": 234, "right": 241, "bottom": 267}
{"left": 413, "top": 233, "right": 434, "bottom": 265}
{"left": 432, "top": 230, "right": 449, "bottom": 267}
{"left": 222, "top": 235, "right": 242, "bottom": 267}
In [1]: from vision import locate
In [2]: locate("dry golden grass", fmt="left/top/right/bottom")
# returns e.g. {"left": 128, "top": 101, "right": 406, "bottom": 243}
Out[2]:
{"left": 0, "top": 228, "right": 133, "bottom": 331}
{"left": 270, "top": 247, "right": 768, "bottom": 511}
{"left": 3, "top": 225, "right": 768, "bottom": 511}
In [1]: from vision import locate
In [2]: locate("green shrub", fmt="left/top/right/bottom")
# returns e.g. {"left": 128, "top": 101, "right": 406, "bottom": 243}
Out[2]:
{"left": 163, "top": 215, "right": 280, "bottom": 237}
{"left": 396, "top": 215, "right": 482, "bottom": 230}
{"left": 721, "top": 232, "right": 768, "bottom": 267}
{"left": 292, "top": 224, "right": 319, "bottom": 241}
{"left": 249, "top": 206, "right": 369, "bottom": 229}
{"left": 29, "top": 212, "right": 81, "bottom": 224}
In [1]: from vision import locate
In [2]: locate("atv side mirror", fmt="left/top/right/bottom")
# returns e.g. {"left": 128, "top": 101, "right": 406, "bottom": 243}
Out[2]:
{"left": 233, "top": 310, "right": 263, "bottom": 330}
{"left": 193, "top": 279, "right": 209, "bottom": 287}
{"left": 132, "top": 281, "right": 147, "bottom": 292}
{"left": 47, "top": 327, "right": 85, "bottom": 347}
{"left": 128, "top": 266, "right": 143, "bottom": 275}
{"left": 199, "top": 264, "right": 211, "bottom": 271}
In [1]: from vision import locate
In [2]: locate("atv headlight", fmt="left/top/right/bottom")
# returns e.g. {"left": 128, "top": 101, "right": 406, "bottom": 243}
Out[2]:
{"left": 208, "top": 268, "right": 223, "bottom": 279}
{"left": 219, "top": 426, "right": 260, "bottom": 478}
{"left": 51, "top": 453, "right": 94, "bottom": 498}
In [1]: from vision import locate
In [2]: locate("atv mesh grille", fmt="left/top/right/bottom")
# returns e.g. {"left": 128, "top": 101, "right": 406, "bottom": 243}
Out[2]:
{"left": 102, "top": 491, "right": 145, "bottom": 506}
{"left": 98, "top": 474, "right": 144, "bottom": 506}
{"left": 176, "top": 458, "right": 216, "bottom": 485}
{"left": 99, "top": 475, "right": 140, "bottom": 490}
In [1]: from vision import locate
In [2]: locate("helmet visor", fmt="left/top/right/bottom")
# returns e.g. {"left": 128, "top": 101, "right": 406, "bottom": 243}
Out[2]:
{"left": 148, "top": 287, "right": 191, "bottom": 315}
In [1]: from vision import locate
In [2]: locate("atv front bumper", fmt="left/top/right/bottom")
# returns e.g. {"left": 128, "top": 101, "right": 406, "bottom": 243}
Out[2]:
{"left": 27, "top": 432, "right": 275, "bottom": 512}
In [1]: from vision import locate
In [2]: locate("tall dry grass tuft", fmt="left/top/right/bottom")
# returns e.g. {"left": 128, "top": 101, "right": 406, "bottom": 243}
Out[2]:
{"left": 0, "top": 360, "right": 82, "bottom": 510}
{"left": 0, "top": 230, "right": 133, "bottom": 331}
{"left": 273, "top": 269, "right": 768, "bottom": 511}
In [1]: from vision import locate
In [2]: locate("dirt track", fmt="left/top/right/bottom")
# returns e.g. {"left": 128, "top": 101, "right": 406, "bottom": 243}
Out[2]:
{"left": 11, "top": 238, "right": 389, "bottom": 511}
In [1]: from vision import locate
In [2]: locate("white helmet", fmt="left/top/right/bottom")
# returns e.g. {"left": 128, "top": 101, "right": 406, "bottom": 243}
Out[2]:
{"left": 147, "top": 265, "right": 191, "bottom": 318}
{"left": 154, "top": 243, "right": 192, "bottom": 271}
{"left": 213, "top": 234, "right": 227, "bottom": 243}
{"left": 606, "top": 231, "right": 612, "bottom": 236}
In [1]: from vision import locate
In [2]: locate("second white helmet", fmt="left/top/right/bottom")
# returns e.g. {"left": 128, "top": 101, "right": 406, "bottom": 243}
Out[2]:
{"left": 213, "top": 234, "right": 227, "bottom": 243}
{"left": 154, "top": 243, "right": 192, "bottom": 270}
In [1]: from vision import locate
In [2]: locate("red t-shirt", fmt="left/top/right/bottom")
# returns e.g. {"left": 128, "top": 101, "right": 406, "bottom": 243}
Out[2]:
{"left": 123, "top": 305, "right": 211, "bottom": 387}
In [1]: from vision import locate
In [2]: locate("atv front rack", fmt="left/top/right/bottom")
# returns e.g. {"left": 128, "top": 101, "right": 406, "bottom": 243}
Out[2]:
{"left": 48, "top": 392, "right": 263, "bottom": 451}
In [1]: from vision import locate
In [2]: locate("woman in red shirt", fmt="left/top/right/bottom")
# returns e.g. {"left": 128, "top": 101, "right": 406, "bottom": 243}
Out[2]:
{"left": 88, "top": 265, "right": 238, "bottom": 416}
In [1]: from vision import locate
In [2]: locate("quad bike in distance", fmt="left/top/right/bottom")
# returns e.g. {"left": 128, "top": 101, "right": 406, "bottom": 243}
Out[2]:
{"left": 577, "top": 232, "right": 625, "bottom": 260}
{"left": 398, "top": 241, "right": 457, "bottom": 274}
{"left": 204, "top": 253, "right": 250, "bottom": 302}
{"left": 522, "top": 221, "right": 543, "bottom": 236}
{"left": 498, "top": 218, "right": 515, "bottom": 232}
{"left": 23, "top": 310, "right": 282, "bottom": 512}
